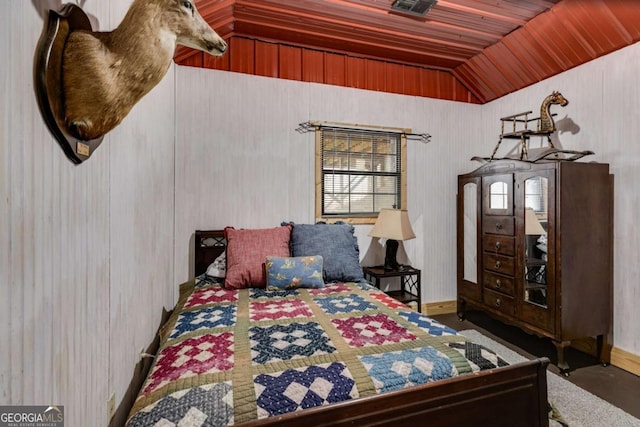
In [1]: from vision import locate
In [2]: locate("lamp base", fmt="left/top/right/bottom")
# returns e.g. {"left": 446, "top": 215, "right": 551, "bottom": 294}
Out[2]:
{"left": 383, "top": 239, "right": 400, "bottom": 271}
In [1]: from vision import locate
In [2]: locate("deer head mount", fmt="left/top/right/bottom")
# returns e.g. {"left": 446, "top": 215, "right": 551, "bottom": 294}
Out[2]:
{"left": 35, "top": 0, "right": 227, "bottom": 164}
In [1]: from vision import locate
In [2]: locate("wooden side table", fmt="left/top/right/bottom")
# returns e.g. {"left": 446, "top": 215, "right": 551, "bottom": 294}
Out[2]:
{"left": 363, "top": 266, "right": 422, "bottom": 313}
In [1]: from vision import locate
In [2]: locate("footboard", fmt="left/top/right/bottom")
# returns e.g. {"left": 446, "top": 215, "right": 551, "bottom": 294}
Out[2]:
{"left": 242, "top": 357, "right": 550, "bottom": 427}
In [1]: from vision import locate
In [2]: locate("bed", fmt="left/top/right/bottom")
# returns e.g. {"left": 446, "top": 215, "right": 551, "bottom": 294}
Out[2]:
{"left": 126, "top": 227, "right": 550, "bottom": 427}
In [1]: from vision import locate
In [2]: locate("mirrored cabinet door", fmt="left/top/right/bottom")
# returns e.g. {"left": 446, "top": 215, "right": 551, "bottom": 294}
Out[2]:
{"left": 457, "top": 176, "right": 481, "bottom": 303}
{"left": 518, "top": 169, "right": 555, "bottom": 334}
{"left": 523, "top": 176, "right": 549, "bottom": 307}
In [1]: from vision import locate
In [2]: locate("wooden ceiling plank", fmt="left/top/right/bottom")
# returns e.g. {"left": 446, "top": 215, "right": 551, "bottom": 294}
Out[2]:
{"left": 523, "top": 15, "right": 575, "bottom": 71}
{"left": 482, "top": 44, "right": 532, "bottom": 89}
{"left": 279, "top": 45, "right": 303, "bottom": 81}
{"left": 515, "top": 27, "right": 565, "bottom": 77}
{"left": 500, "top": 33, "right": 547, "bottom": 82}
{"left": 473, "top": 54, "right": 514, "bottom": 96}
{"left": 180, "top": 0, "right": 638, "bottom": 104}
{"left": 233, "top": 20, "right": 472, "bottom": 64}
{"left": 603, "top": 0, "right": 640, "bottom": 40}
{"left": 551, "top": 6, "right": 598, "bottom": 61}
{"left": 234, "top": 2, "right": 488, "bottom": 53}
{"left": 452, "top": 64, "right": 493, "bottom": 103}
{"left": 435, "top": 0, "right": 528, "bottom": 26}
{"left": 442, "top": 0, "right": 558, "bottom": 20}
{"left": 570, "top": 0, "right": 634, "bottom": 54}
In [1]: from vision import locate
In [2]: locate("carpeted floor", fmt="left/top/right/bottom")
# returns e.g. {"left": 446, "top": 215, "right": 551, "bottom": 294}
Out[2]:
{"left": 459, "top": 329, "right": 640, "bottom": 427}
{"left": 432, "top": 311, "right": 640, "bottom": 419}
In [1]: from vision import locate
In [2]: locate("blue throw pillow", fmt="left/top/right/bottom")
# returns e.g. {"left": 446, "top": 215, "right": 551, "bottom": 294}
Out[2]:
{"left": 265, "top": 256, "right": 325, "bottom": 290}
{"left": 283, "top": 222, "right": 364, "bottom": 282}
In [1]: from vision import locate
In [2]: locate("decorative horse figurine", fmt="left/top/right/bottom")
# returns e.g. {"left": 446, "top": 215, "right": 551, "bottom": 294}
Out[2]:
{"left": 536, "top": 91, "right": 569, "bottom": 148}
{"left": 485, "top": 91, "right": 570, "bottom": 161}
{"left": 63, "top": 0, "right": 227, "bottom": 141}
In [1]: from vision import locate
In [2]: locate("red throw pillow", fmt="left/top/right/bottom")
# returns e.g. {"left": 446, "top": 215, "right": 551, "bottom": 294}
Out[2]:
{"left": 224, "top": 225, "right": 291, "bottom": 289}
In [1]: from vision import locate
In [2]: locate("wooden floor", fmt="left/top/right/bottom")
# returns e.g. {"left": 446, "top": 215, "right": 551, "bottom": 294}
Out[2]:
{"left": 431, "top": 311, "right": 640, "bottom": 419}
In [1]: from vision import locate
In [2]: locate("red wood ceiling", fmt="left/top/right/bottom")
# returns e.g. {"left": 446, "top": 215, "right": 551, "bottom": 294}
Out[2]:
{"left": 177, "top": 0, "right": 640, "bottom": 103}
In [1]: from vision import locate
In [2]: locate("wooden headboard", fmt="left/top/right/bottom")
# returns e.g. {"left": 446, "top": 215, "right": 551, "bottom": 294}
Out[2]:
{"left": 194, "top": 230, "right": 226, "bottom": 277}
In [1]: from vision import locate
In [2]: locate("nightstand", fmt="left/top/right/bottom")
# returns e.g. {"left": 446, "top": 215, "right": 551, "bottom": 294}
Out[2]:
{"left": 363, "top": 266, "right": 422, "bottom": 313}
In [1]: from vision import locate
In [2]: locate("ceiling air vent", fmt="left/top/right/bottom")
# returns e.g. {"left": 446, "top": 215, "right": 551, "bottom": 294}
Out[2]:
{"left": 391, "top": 0, "right": 437, "bottom": 17}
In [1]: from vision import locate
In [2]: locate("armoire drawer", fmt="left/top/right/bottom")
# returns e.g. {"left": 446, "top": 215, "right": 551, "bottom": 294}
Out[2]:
{"left": 483, "top": 289, "right": 516, "bottom": 316}
{"left": 483, "top": 271, "right": 515, "bottom": 296}
{"left": 483, "top": 216, "right": 515, "bottom": 236}
{"left": 483, "top": 253, "right": 515, "bottom": 276}
{"left": 483, "top": 234, "right": 515, "bottom": 256}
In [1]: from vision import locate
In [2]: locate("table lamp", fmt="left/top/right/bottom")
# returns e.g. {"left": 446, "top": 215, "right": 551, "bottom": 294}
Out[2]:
{"left": 369, "top": 208, "right": 416, "bottom": 271}
{"left": 525, "top": 208, "right": 546, "bottom": 259}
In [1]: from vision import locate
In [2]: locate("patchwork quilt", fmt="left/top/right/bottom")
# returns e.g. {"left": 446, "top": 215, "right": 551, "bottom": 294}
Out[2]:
{"left": 126, "top": 278, "right": 508, "bottom": 427}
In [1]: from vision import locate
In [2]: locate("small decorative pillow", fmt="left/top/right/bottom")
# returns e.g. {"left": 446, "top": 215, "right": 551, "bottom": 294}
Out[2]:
{"left": 206, "top": 251, "right": 226, "bottom": 278}
{"left": 283, "top": 221, "right": 364, "bottom": 282}
{"left": 224, "top": 225, "right": 292, "bottom": 289}
{"left": 265, "top": 256, "right": 325, "bottom": 290}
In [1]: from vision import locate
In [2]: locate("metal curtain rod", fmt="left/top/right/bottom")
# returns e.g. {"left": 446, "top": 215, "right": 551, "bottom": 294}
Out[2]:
{"left": 295, "top": 121, "right": 431, "bottom": 144}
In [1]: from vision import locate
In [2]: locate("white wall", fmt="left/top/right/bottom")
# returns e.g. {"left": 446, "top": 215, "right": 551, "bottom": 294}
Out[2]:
{"left": 1, "top": 1, "right": 176, "bottom": 426}
{"left": 174, "top": 67, "right": 482, "bottom": 302}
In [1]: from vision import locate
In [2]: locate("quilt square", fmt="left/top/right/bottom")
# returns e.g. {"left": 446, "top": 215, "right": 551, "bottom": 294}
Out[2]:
{"left": 170, "top": 305, "right": 237, "bottom": 339}
{"left": 448, "top": 341, "right": 509, "bottom": 372}
{"left": 185, "top": 287, "right": 238, "bottom": 308}
{"left": 143, "top": 332, "right": 234, "bottom": 395}
{"left": 254, "top": 363, "right": 357, "bottom": 418}
{"left": 128, "top": 383, "right": 234, "bottom": 427}
{"left": 308, "top": 282, "right": 352, "bottom": 295}
{"left": 250, "top": 299, "right": 314, "bottom": 321}
{"left": 194, "top": 274, "right": 221, "bottom": 288}
{"left": 360, "top": 347, "right": 455, "bottom": 393}
{"left": 315, "top": 294, "right": 378, "bottom": 314}
{"left": 369, "top": 292, "right": 409, "bottom": 310}
{"left": 398, "top": 312, "right": 457, "bottom": 336}
{"left": 249, "top": 322, "right": 337, "bottom": 364}
{"left": 331, "top": 313, "right": 417, "bottom": 347}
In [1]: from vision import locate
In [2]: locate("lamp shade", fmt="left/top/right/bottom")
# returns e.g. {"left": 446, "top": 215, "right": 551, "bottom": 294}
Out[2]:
{"left": 369, "top": 209, "right": 416, "bottom": 241}
{"left": 525, "top": 208, "right": 546, "bottom": 235}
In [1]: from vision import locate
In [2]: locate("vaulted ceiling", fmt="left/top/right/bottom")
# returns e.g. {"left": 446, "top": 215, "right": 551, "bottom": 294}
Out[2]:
{"left": 176, "top": 0, "right": 640, "bottom": 103}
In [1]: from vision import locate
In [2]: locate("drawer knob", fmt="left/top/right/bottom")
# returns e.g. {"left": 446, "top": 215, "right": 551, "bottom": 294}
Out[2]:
{"left": 495, "top": 279, "right": 501, "bottom": 288}
{"left": 495, "top": 298, "right": 502, "bottom": 308}
{"left": 495, "top": 260, "right": 501, "bottom": 269}
{"left": 495, "top": 241, "right": 501, "bottom": 250}
{"left": 495, "top": 223, "right": 503, "bottom": 230}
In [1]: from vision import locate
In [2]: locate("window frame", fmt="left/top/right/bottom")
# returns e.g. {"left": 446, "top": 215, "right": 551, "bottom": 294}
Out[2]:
{"left": 315, "top": 122, "right": 408, "bottom": 224}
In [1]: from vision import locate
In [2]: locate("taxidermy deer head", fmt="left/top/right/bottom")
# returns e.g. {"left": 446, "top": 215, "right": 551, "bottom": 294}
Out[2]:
{"left": 62, "top": 0, "right": 227, "bottom": 141}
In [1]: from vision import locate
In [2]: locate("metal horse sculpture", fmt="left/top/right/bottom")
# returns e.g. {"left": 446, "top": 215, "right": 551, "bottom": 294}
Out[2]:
{"left": 536, "top": 91, "right": 569, "bottom": 148}
{"left": 487, "top": 91, "right": 570, "bottom": 161}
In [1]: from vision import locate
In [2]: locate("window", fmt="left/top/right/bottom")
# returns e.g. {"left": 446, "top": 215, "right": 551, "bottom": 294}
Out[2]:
{"left": 316, "top": 125, "right": 407, "bottom": 224}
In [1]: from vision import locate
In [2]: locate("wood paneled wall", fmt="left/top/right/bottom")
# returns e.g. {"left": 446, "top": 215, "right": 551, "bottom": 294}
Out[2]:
{"left": 2, "top": 2, "right": 176, "bottom": 426}
{"left": 178, "top": 37, "right": 480, "bottom": 104}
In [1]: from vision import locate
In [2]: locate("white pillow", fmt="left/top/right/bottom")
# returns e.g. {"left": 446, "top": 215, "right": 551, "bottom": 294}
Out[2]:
{"left": 206, "top": 251, "right": 226, "bottom": 278}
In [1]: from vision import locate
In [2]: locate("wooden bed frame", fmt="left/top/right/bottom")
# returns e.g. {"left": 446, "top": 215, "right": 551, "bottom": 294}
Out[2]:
{"left": 193, "top": 230, "right": 551, "bottom": 427}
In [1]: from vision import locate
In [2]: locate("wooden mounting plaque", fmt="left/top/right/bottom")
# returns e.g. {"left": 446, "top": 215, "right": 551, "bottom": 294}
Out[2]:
{"left": 34, "top": 4, "right": 104, "bottom": 164}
